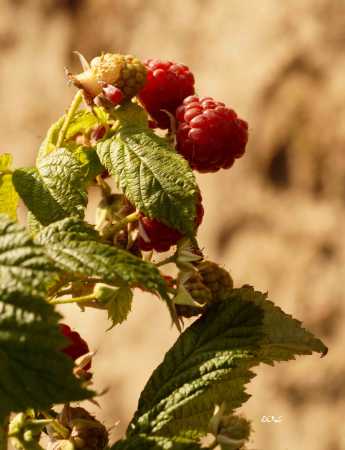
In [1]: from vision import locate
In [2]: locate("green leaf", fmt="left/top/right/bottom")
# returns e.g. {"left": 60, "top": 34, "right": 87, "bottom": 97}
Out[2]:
{"left": 0, "top": 288, "right": 92, "bottom": 418}
{"left": 0, "top": 154, "right": 12, "bottom": 172}
{"left": 96, "top": 104, "right": 198, "bottom": 234}
{"left": 38, "top": 116, "right": 65, "bottom": 159}
{"left": 94, "top": 283, "right": 133, "bottom": 329}
{"left": 65, "top": 108, "right": 109, "bottom": 141}
{"left": 38, "top": 108, "right": 109, "bottom": 160}
{"left": 37, "top": 217, "right": 168, "bottom": 298}
{"left": 12, "top": 168, "right": 67, "bottom": 226}
{"left": 0, "top": 215, "right": 59, "bottom": 295}
{"left": 37, "top": 148, "right": 88, "bottom": 219}
{"left": 111, "top": 435, "right": 202, "bottom": 450}
{"left": 129, "top": 286, "right": 326, "bottom": 438}
{"left": 0, "top": 154, "right": 18, "bottom": 221}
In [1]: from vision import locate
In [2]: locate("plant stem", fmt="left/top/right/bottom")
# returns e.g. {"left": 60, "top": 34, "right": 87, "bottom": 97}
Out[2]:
{"left": 56, "top": 90, "right": 83, "bottom": 148}
{"left": 155, "top": 255, "right": 176, "bottom": 267}
{"left": 41, "top": 413, "right": 69, "bottom": 439}
{"left": 27, "top": 420, "right": 52, "bottom": 427}
{"left": 112, "top": 211, "right": 140, "bottom": 234}
{"left": 50, "top": 294, "right": 96, "bottom": 306}
{"left": 0, "top": 416, "right": 9, "bottom": 450}
{"left": 96, "top": 175, "right": 112, "bottom": 200}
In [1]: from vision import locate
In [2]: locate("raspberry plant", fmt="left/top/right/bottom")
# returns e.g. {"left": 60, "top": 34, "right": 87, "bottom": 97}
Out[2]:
{"left": 0, "top": 53, "right": 327, "bottom": 450}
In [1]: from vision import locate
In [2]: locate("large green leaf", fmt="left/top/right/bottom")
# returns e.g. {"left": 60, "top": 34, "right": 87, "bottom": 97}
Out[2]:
{"left": 12, "top": 168, "right": 67, "bottom": 226}
{"left": 37, "top": 148, "right": 88, "bottom": 219}
{"left": 111, "top": 435, "right": 202, "bottom": 450}
{"left": 129, "top": 286, "right": 326, "bottom": 438}
{"left": 0, "top": 215, "right": 58, "bottom": 294}
{"left": 37, "top": 217, "right": 168, "bottom": 298}
{"left": 0, "top": 288, "right": 92, "bottom": 418}
{"left": 0, "top": 154, "right": 18, "bottom": 221}
{"left": 96, "top": 104, "right": 198, "bottom": 235}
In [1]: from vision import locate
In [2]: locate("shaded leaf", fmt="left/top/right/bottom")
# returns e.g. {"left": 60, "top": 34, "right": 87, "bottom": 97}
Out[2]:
{"left": 0, "top": 288, "right": 92, "bottom": 417}
{"left": 37, "top": 217, "right": 168, "bottom": 298}
{"left": 0, "top": 215, "right": 58, "bottom": 294}
{"left": 12, "top": 168, "right": 67, "bottom": 226}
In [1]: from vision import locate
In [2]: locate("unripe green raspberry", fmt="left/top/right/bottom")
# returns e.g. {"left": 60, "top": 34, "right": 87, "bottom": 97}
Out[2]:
{"left": 184, "top": 273, "right": 213, "bottom": 305}
{"left": 74, "top": 53, "right": 146, "bottom": 99}
{"left": 197, "top": 261, "right": 233, "bottom": 302}
{"left": 115, "top": 54, "right": 147, "bottom": 99}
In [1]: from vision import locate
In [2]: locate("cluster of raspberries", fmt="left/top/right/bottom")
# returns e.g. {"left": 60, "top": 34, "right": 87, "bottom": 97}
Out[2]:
{"left": 137, "top": 58, "right": 248, "bottom": 251}
{"left": 76, "top": 54, "right": 248, "bottom": 253}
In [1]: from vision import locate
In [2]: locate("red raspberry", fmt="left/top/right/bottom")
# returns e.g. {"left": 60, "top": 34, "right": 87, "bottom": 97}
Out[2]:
{"left": 139, "top": 59, "right": 195, "bottom": 129}
{"left": 138, "top": 215, "right": 182, "bottom": 252}
{"left": 102, "top": 84, "right": 124, "bottom": 105}
{"left": 138, "top": 193, "right": 204, "bottom": 252}
{"left": 59, "top": 324, "right": 91, "bottom": 370}
{"left": 176, "top": 95, "right": 248, "bottom": 172}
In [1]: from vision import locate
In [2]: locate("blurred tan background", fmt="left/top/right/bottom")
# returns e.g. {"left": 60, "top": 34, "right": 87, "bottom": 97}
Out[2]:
{"left": 1, "top": 0, "right": 345, "bottom": 449}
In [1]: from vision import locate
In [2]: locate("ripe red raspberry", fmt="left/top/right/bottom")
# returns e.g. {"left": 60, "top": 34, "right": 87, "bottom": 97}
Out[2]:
{"left": 139, "top": 59, "right": 195, "bottom": 129}
{"left": 138, "top": 193, "right": 204, "bottom": 253}
{"left": 59, "top": 324, "right": 91, "bottom": 370}
{"left": 176, "top": 96, "right": 248, "bottom": 172}
{"left": 138, "top": 215, "right": 182, "bottom": 252}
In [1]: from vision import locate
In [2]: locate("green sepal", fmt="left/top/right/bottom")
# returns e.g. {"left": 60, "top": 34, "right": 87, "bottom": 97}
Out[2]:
{"left": 94, "top": 283, "right": 133, "bottom": 329}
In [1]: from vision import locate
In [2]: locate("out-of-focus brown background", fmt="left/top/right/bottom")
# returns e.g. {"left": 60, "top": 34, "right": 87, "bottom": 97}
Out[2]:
{"left": 1, "top": 0, "right": 345, "bottom": 449}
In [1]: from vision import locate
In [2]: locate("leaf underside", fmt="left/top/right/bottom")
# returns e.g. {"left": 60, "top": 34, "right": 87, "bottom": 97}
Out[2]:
{"left": 37, "top": 217, "right": 168, "bottom": 298}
